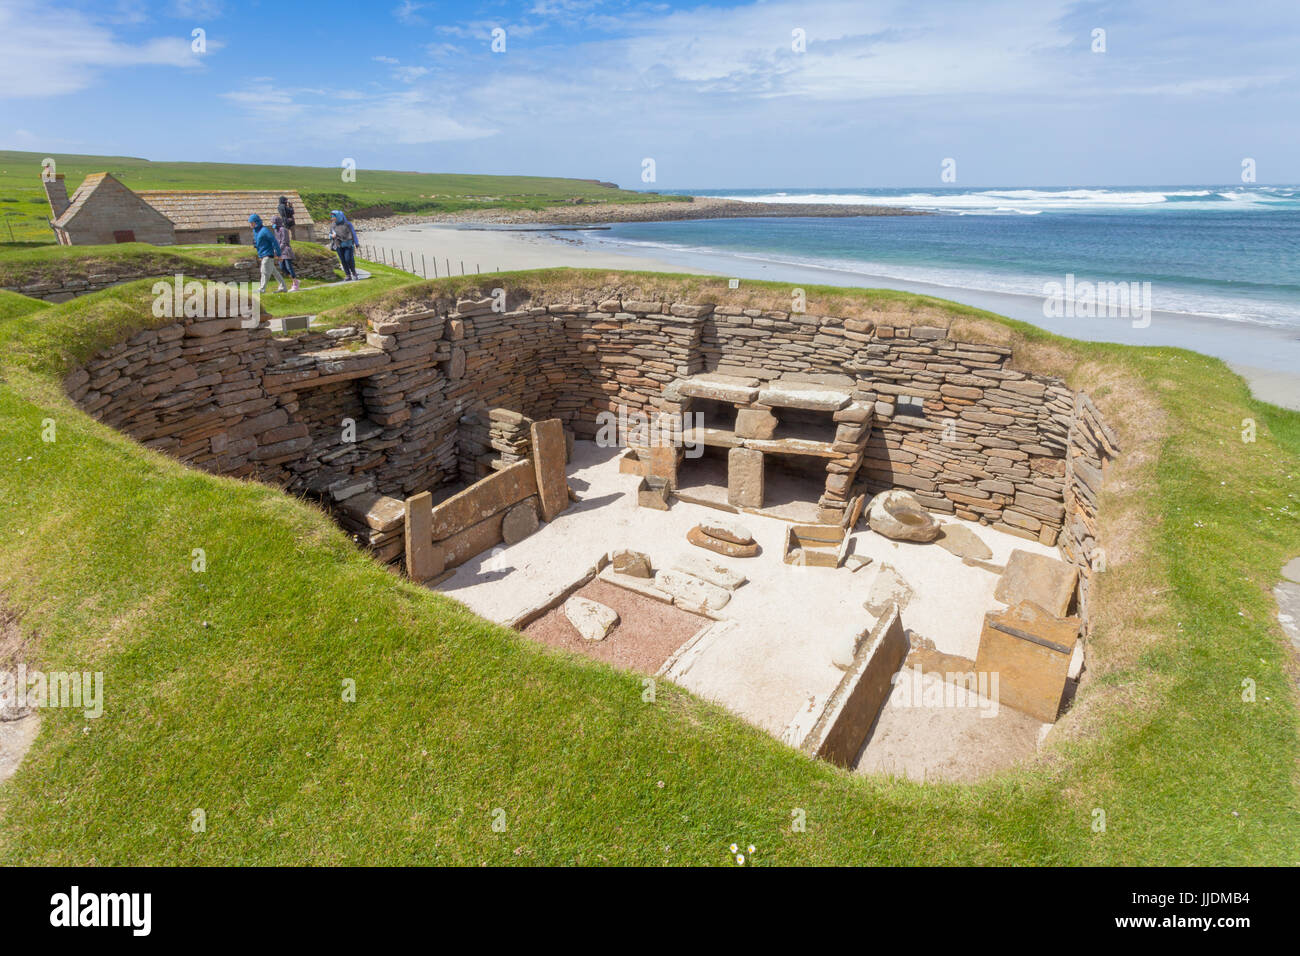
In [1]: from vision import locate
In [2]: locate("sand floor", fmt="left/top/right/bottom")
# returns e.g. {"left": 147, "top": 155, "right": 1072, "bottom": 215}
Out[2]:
{"left": 358, "top": 223, "right": 705, "bottom": 277}
{"left": 438, "top": 441, "right": 1060, "bottom": 752}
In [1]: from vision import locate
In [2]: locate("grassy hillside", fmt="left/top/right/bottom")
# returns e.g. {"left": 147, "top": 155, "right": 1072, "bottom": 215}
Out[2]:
{"left": 0, "top": 269, "right": 1296, "bottom": 865}
{"left": 0, "top": 241, "right": 339, "bottom": 290}
{"left": 0, "top": 289, "right": 46, "bottom": 319}
{"left": 0, "top": 150, "right": 669, "bottom": 244}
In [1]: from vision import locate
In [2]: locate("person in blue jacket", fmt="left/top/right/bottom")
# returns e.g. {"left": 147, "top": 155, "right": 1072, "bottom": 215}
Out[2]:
{"left": 248, "top": 213, "right": 287, "bottom": 293}
{"left": 328, "top": 210, "right": 360, "bottom": 281}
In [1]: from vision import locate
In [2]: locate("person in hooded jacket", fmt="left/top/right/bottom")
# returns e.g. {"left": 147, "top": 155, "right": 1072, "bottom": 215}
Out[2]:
{"left": 272, "top": 215, "right": 298, "bottom": 292}
{"left": 329, "top": 210, "right": 360, "bottom": 281}
{"left": 277, "top": 195, "right": 295, "bottom": 231}
{"left": 248, "top": 214, "right": 286, "bottom": 293}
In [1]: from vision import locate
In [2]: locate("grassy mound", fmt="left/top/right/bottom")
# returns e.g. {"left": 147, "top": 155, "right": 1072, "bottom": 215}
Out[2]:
{"left": 0, "top": 269, "right": 1295, "bottom": 865}
{"left": 0, "top": 289, "right": 46, "bottom": 319}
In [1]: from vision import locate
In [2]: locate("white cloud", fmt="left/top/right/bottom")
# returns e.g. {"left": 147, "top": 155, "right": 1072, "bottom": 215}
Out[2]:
{"left": 168, "top": 0, "right": 225, "bottom": 18}
{"left": 393, "top": 1, "right": 427, "bottom": 25}
{"left": 0, "top": 0, "right": 203, "bottom": 98}
{"left": 221, "top": 85, "right": 498, "bottom": 145}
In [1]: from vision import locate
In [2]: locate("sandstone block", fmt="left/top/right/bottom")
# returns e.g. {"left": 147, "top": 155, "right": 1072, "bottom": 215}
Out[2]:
{"left": 564, "top": 597, "right": 619, "bottom": 641}
{"left": 531, "top": 418, "right": 570, "bottom": 522}
{"left": 612, "top": 549, "right": 654, "bottom": 578}
{"left": 687, "top": 526, "right": 759, "bottom": 558}
{"left": 698, "top": 518, "right": 753, "bottom": 545}
{"left": 866, "top": 490, "right": 940, "bottom": 542}
{"left": 936, "top": 523, "right": 993, "bottom": 561}
{"left": 654, "top": 569, "right": 732, "bottom": 613}
{"left": 727, "top": 447, "right": 764, "bottom": 509}
{"left": 734, "top": 407, "right": 778, "bottom": 439}
{"left": 995, "top": 550, "right": 1078, "bottom": 617}
{"left": 501, "top": 498, "right": 540, "bottom": 545}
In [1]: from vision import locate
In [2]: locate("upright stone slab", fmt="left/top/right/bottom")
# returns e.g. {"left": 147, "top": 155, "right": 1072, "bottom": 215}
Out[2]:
{"left": 647, "top": 441, "right": 680, "bottom": 491}
{"left": 404, "top": 491, "right": 443, "bottom": 582}
{"left": 727, "top": 447, "right": 764, "bottom": 508}
{"left": 531, "top": 418, "right": 569, "bottom": 522}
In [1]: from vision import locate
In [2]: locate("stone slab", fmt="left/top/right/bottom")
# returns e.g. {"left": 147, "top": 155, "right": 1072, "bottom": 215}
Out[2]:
{"left": 531, "top": 418, "right": 570, "bottom": 522}
{"left": 670, "top": 555, "right": 747, "bottom": 591}
{"left": 654, "top": 569, "right": 732, "bottom": 613}
{"left": 697, "top": 518, "right": 753, "bottom": 545}
{"left": 973, "top": 601, "right": 1080, "bottom": 722}
{"left": 687, "top": 526, "right": 760, "bottom": 558}
{"left": 612, "top": 548, "right": 653, "bottom": 578}
{"left": 677, "top": 375, "right": 760, "bottom": 404}
{"left": 340, "top": 493, "right": 405, "bottom": 533}
{"left": 404, "top": 491, "right": 443, "bottom": 582}
{"left": 800, "top": 607, "right": 909, "bottom": 767}
{"left": 995, "top": 550, "right": 1078, "bottom": 618}
{"left": 936, "top": 523, "right": 993, "bottom": 561}
{"left": 430, "top": 459, "right": 537, "bottom": 541}
{"left": 757, "top": 381, "right": 851, "bottom": 412}
{"left": 564, "top": 596, "right": 619, "bottom": 641}
{"left": 727, "top": 447, "right": 764, "bottom": 509}
{"left": 502, "top": 497, "right": 540, "bottom": 545}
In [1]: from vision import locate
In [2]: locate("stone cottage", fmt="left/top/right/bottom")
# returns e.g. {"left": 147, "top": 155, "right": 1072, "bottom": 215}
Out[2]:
{"left": 43, "top": 172, "right": 314, "bottom": 246}
{"left": 44, "top": 173, "right": 176, "bottom": 246}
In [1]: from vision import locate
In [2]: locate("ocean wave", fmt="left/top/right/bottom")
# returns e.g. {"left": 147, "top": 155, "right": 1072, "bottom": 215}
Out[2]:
{"left": 702, "top": 186, "right": 1300, "bottom": 214}
{"left": 590, "top": 234, "right": 1299, "bottom": 329}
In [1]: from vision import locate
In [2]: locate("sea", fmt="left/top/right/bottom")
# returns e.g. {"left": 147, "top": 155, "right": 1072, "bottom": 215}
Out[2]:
{"left": 589, "top": 186, "right": 1300, "bottom": 330}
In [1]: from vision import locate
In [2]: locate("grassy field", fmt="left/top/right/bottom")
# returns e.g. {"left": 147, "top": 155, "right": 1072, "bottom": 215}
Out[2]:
{"left": 0, "top": 150, "right": 671, "bottom": 244}
{"left": 0, "top": 266, "right": 1295, "bottom": 865}
{"left": 0, "top": 241, "right": 343, "bottom": 289}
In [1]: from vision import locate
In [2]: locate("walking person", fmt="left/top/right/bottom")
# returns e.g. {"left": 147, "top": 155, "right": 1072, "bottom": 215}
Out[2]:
{"left": 248, "top": 213, "right": 287, "bottom": 293}
{"left": 329, "top": 209, "right": 360, "bottom": 281}
{"left": 272, "top": 214, "right": 299, "bottom": 292}
{"left": 277, "top": 195, "right": 295, "bottom": 233}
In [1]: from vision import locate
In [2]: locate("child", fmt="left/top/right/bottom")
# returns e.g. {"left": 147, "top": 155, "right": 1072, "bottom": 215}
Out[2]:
{"left": 329, "top": 210, "right": 360, "bottom": 281}
{"left": 248, "top": 214, "right": 286, "bottom": 293}
{"left": 272, "top": 215, "right": 299, "bottom": 292}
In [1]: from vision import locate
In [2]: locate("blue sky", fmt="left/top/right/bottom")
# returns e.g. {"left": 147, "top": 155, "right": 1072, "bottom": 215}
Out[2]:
{"left": 2, "top": 0, "right": 1298, "bottom": 188}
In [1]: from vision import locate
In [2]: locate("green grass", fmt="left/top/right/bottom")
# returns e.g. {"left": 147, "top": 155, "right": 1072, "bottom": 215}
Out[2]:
{"left": 0, "top": 241, "right": 430, "bottom": 321}
{"left": 0, "top": 289, "right": 46, "bottom": 319}
{"left": 0, "top": 268, "right": 1296, "bottom": 865}
{"left": 0, "top": 150, "right": 672, "bottom": 243}
{"left": 0, "top": 241, "right": 347, "bottom": 290}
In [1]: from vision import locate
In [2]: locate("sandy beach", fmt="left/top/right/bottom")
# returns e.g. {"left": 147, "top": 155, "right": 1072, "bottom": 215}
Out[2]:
{"left": 364, "top": 222, "right": 1300, "bottom": 411}
{"left": 357, "top": 222, "right": 709, "bottom": 276}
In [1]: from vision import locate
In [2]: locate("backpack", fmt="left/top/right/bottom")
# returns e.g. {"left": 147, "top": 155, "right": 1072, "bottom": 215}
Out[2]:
{"left": 278, "top": 197, "right": 295, "bottom": 231}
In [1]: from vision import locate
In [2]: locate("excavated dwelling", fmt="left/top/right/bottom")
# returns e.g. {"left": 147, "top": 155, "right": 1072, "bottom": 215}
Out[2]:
{"left": 65, "top": 281, "right": 1118, "bottom": 781}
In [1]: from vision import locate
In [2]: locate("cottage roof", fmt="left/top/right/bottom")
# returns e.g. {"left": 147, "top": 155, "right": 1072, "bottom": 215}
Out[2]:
{"left": 135, "top": 190, "right": 315, "bottom": 231}
{"left": 52, "top": 172, "right": 114, "bottom": 227}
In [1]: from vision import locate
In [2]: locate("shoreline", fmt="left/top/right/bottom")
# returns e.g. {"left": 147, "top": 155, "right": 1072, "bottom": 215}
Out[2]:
{"left": 355, "top": 195, "right": 927, "bottom": 232}
{"left": 364, "top": 222, "right": 1300, "bottom": 411}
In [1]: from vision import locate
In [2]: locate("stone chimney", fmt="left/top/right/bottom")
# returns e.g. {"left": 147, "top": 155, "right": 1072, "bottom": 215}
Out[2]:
{"left": 43, "top": 174, "right": 69, "bottom": 219}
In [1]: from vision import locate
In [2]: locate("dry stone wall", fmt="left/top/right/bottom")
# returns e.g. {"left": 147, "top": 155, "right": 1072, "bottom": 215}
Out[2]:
{"left": 1059, "top": 393, "right": 1120, "bottom": 634}
{"left": 65, "top": 286, "right": 1116, "bottom": 578}
{"left": 7, "top": 257, "right": 337, "bottom": 303}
